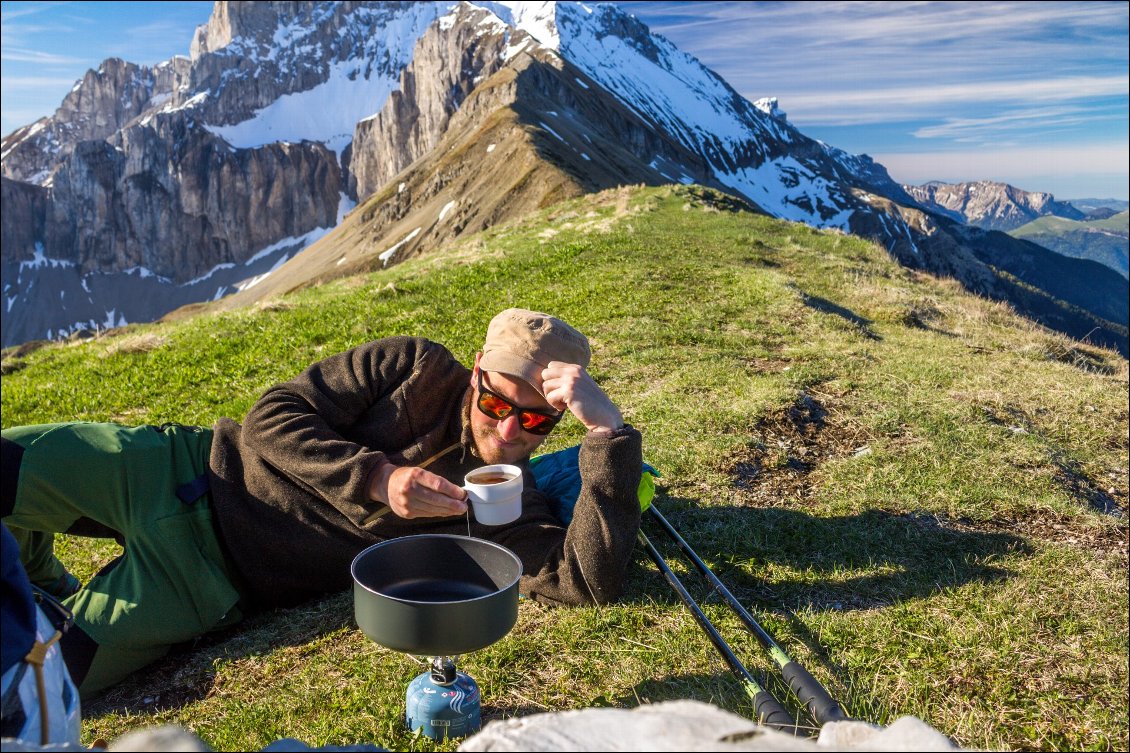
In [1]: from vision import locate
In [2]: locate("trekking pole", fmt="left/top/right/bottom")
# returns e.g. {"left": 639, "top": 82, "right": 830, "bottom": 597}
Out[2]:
{"left": 647, "top": 504, "right": 848, "bottom": 725}
{"left": 638, "top": 530, "right": 801, "bottom": 734}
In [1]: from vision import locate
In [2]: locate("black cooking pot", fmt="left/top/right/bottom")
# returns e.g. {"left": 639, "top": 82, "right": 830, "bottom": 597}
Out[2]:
{"left": 351, "top": 534, "right": 522, "bottom": 656}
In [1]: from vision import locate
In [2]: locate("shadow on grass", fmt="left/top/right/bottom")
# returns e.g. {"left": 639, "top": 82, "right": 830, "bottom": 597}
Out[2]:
{"left": 632, "top": 498, "right": 1030, "bottom": 613}
{"left": 83, "top": 591, "right": 356, "bottom": 717}
{"left": 800, "top": 293, "right": 881, "bottom": 341}
{"left": 616, "top": 496, "right": 1031, "bottom": 724}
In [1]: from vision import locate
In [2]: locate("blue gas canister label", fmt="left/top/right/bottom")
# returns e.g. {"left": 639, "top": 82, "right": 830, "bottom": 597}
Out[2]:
{"left": 406, "top": 670, "right": 482, "bottom": 740}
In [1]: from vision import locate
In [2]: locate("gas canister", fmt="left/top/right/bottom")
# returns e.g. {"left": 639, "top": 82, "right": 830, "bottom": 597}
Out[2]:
{"left": 405, "top": 657, "right": 481, "bottom": 740}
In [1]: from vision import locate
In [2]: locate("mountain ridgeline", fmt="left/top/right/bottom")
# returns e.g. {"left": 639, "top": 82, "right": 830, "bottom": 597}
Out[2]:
{"left": 1, "top": 1, "right": 1126, "bottom": 355}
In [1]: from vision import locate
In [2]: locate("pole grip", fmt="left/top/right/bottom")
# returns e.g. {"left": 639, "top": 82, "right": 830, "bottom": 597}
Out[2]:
{"left": 781, "top": 661, "right": 846, "bottom": 724}
{"left": 751, "top": 689, "right": 797, "bottom": 732}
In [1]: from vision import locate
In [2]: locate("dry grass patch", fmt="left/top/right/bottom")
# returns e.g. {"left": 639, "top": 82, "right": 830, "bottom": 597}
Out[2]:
{"left": 255, "top": 298, "right": 298, "bottom": 310}
{"left": 103, "top": 333, "right": 168, "bottom": 356}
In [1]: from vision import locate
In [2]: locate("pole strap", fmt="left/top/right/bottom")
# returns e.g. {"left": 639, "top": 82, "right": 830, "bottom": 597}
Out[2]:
{"left": 24, "top": 630, "right": 63, "bottom": 745}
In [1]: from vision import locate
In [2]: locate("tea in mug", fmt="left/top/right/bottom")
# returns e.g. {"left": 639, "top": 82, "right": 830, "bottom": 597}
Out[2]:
{"left": 466, "top": 472, "right": 517, "bottom": 485}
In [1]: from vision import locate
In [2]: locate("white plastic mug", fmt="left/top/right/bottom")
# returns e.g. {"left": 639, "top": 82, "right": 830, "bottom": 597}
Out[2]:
{"left": 463, "top": 464, "right": 523, "bottom": 525}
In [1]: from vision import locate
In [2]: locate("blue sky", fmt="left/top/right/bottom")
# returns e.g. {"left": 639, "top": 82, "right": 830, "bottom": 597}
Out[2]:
{"left": 2, "top": 1, "right": 1127, "bottom": 199}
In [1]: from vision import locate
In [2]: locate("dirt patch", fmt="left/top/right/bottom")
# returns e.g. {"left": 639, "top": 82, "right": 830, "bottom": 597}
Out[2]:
{"left": 83, "top": 639, "right": 219, "bottom": 716}
{"left": 677, "top": 184, "right": 758, "bottom": 214}
{"left": 727, "top": 391, "right": 870, "bottom": 505}
{"left": 939, "top": 511, "right": 1129, "bottom": 562}
{"left": 742, "top": 357, "right": 791, "bottom": 374}
{"left": 2, "top": 339, "right": 51, "bottom": 359}
{"left": 0, "top": 357, "right": 28, "bottom": 376}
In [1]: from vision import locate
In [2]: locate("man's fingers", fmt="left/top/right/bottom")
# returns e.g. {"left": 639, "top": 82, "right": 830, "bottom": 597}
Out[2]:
{"left": 405, "top": 497, "right": 467, "bottom": 518}
{"left": 541, "top": 362, "right": 581, "bottom": 411}
{"left": 410, "top": 478, "right": 467, "bottom": 515}
{"left": 405, "top": 488, "right": 466, "bottom": 516}
{"left": 389, "top": 466, "right": 468, "bottom": 517}
{"left": 540, "top": 362, "right": 622, "bottom": 432}
{"left": 413, "top": 468, "right": 466, "bottom": 499}
{"left": 541, "top": 383, "right": 570, "bottom": 412}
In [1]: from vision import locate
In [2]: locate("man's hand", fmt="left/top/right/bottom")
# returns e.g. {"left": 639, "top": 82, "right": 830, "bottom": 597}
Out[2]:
{"left": 541, "top": 361, "right": 624, "bottom": 433}
{"left": 368, "top": 462, "right": 467, "bottom": 519}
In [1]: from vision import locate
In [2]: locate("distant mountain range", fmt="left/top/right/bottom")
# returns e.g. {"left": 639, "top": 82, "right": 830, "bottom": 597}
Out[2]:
{"left": 1065, "top": 198, "right": 1130, "bottom": 217}
{"left": 1010, "top": 211, "right": 1129, "bottom": 279}
{"left": 2, "top": 1, "right": 1126, "bottom": 355}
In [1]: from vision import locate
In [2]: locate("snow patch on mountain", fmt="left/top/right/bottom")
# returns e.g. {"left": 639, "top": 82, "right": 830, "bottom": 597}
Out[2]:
{"left": 718, "top": 157, "right": 853, "bottom": 229}
{"left": 209, "top": 66, "right": 379, "bottom": 153}
{"left": 18, "top": 243, "right": 74, "bottom": 275}
{"left": 234, "top": 252, "right": 292, "bottom": 292}
{"left": 205, "top": 57, "right": 400, "bottom": 153}
{"left": 206, "top": 3, "right": 450, "bottom": 151}
{"left": 482, "top": 1, "right": 561, "bottom": 50}
{"left": 380, "top": 228, "right": 422, "bottom": 266}
{"left": 539, "top": 121, "right": 565, "bottom": 142}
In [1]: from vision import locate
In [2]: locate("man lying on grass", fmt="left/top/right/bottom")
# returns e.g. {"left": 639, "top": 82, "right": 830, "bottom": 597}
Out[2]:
{"left": 1, "top": 308, "right": 642, "bottom": 697}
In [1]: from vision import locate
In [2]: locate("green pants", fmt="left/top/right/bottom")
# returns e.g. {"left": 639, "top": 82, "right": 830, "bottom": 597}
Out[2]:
{"left": 2, "top": 422, "right": 243, "bottom": 696}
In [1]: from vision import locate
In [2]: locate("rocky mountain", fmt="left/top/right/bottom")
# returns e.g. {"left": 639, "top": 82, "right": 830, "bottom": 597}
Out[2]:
{"left": 1010, "top": 211, "right": 1129, "bottom": 279}
{"left": 2, "top": 1, "right": 1126, "bottom": 355}
{"left": 904, "top": 180, "right": 1085, "bottom": 232}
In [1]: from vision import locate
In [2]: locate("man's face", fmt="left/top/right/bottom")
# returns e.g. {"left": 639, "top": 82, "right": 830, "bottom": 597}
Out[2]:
{"left": 470, "top": 356, "right": 553, "bottom": 465}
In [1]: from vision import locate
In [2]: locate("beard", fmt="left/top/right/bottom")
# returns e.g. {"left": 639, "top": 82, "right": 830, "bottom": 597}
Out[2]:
{"left": 471, "top": 421, "right": 542, "bottom": 465}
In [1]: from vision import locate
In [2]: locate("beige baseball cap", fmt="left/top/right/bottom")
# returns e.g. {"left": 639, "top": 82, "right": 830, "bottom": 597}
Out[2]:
{"left": 479, "top": 308, "right": 591, "bottom": 397}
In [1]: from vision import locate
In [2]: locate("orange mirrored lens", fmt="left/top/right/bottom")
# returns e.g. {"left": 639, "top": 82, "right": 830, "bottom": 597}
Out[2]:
{"left": 479, "top": 392, "right": 513, "bottom": 419}
{"left": 520, "top": 412, "right": 554, "bottom": 431}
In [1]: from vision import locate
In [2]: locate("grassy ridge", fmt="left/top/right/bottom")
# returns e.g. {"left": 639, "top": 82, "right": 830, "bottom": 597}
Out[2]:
{"left": 2, "top": 185, "right": 1127, "bottom": 751}
{"left": 1009, "top": 211, "right": 1129, "bottom": 279}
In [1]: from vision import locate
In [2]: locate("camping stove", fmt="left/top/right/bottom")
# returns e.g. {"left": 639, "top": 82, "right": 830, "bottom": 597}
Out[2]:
{"left": 406, "top": 656, "right": 482, "bottom": 740}
{"left": 351, "top": 536, "right": 522, "bottom": 742}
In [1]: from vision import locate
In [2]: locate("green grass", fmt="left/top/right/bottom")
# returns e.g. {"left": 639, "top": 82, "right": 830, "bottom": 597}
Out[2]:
{"left": 3, "top": 185, "right": 1127, "bottom": 751}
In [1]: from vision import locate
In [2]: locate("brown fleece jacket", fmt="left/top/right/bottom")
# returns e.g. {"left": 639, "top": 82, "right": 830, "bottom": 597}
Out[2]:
{"left": 208, "top": 336, "right": 642, "bottom": 609}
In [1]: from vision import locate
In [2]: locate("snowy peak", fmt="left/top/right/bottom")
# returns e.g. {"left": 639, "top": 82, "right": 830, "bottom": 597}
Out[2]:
{"left": 754, "top": 98, "right": 787, "bottom": 122}
{"left": 480, "top": 1, "right": 562, "bottom": 49}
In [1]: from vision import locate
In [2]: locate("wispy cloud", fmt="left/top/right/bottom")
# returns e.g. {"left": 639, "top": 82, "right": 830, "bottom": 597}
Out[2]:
{"left": 911, "top": 107, "right": 1124, "bottom": 141}
{"left": 0, "top": 1, "right": 74, "bottom": 21}
{"left": 781, "top": 75, "right": 1129, "bottom": 126}
{"left": 622, "top": 1, "right": 1129, "bottom": 127}
{"left": 0, "top": 47, "right": 84, "bottom": 65}
{"left": 1, "top": 74, "right": 84, "bottom": 90}
{"left": 0, "top": 1, "right": 80, "bottom": 62}
{"left": 631, "top": 1, "right": 1124, "bottom": 56}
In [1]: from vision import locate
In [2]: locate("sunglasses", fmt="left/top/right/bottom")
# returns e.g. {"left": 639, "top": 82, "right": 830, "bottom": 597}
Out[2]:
{"left": 476, "top": 370, "right": 563, "bottom": 436}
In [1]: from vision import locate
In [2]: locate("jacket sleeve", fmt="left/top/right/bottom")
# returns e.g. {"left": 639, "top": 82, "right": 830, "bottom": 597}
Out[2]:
{"left": 491, "top": 426, "right": 643, "bottom": 606}
{"left": 238, "top": 337, "right": 437, "bottom": 516}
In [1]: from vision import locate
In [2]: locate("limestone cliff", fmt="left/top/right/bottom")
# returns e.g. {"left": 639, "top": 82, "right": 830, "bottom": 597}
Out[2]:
{"left": 904, "top": 180, "right": 1086, "bottom": 232}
